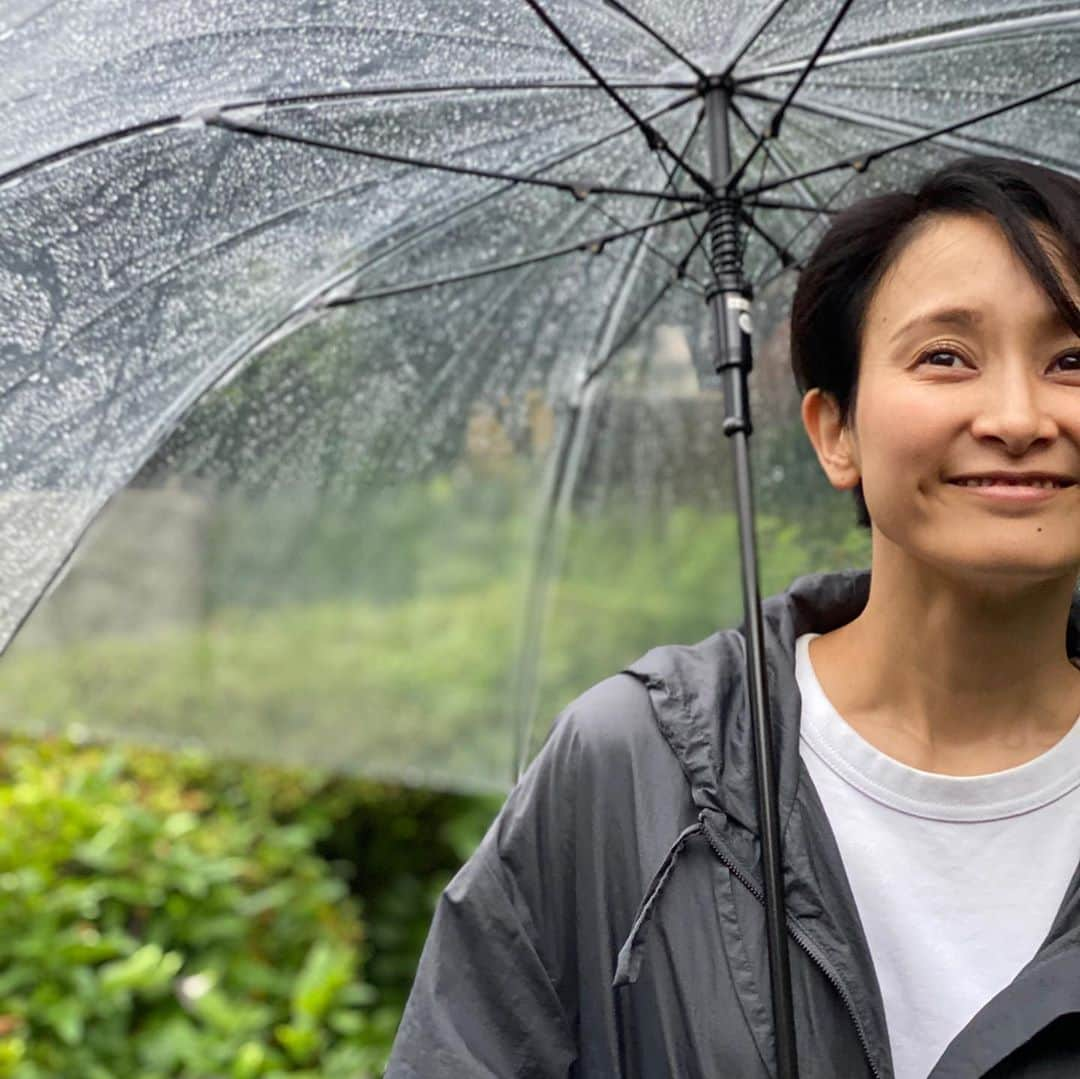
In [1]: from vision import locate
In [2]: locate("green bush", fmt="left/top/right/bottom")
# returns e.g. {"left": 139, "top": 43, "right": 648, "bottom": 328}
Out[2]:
{"left": 0, "top": 734, "right": 499, "bottom": 1078}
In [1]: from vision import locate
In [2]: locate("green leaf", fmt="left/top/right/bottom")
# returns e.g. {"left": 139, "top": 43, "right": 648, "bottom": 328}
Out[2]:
{"left": 99, "top": 944, "right": 183, "bottom": 994}
{"left": 41, "top": 997, "right": 83, "bottom": 1046}
{"left": 290, "top": 940, "right": 354, "bottom": 1024}
{"left": 274, "top": 1022, "right": 321, "bottom": 1065}
{"left": 232, "top": 1040, "right": 269, "bottom": 1079}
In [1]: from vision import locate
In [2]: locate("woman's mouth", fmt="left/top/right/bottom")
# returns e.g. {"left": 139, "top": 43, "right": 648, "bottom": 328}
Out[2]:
{"left": 950, "top": 478, "right": 1069, "bottom": 489}
{"left": 947, "top": 474, "right": 1074, "bottom": 502}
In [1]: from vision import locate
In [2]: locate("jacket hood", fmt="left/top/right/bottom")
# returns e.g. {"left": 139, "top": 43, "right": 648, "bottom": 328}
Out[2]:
{"left": 624, "top": 568, "right": 1080, "bottom": 837}
{"left": 623, "top": 568, "right": 871, "bottom": 835}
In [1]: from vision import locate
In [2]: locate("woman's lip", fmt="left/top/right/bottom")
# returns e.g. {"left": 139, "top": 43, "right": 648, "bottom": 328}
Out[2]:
{"left": 947, "top": 481, "right": 1069, "bottom": 502}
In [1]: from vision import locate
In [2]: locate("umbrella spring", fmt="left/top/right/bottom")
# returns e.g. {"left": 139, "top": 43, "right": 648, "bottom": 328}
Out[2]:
{"left": 706, "top": 194, "right": 743, "bottom": 299}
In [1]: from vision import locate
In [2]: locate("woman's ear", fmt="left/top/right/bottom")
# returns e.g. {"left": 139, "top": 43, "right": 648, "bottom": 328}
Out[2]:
{"left": 801, "top": 388, "right": 861, "bottom": 491}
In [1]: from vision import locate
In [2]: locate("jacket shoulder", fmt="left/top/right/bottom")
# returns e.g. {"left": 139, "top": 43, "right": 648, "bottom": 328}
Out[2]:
{"left": 547, "top": 671, "right": 663, "bottom": 759}
{"left": 508, "top": 669, "right": 693, "bottom": 850}
{"left": 548, "top": 627, "right": 742, "bottom": 756}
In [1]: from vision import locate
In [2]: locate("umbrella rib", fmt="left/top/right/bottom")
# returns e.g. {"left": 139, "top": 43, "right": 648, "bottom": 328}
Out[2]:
{"left": 739, "top": 87, "right": 1080, "bottom": 180}
{"left": 513, "top": 224, "right": 668, "bottom": 778}
{"left": 599, "top": 257, "right": 692, "bottom": 378}
{"left": 0, "top": 113, "right": 185, "bottom": 188}
{"left": 718, "top": 0, "right": 799, "bottom": 78}
{"left": 308, "top": 90, "right": 706, "bottom": 292}
{"left": 0, "top": 82, "right": 699, "bottom": 191}
{"left": 736, "top": 9, "right": 1080, "bottom": 85}
{"left": 739, "top": 208, "right": 799, "bottom": 274}
{"left": 2, "top": 0, "right": 63, "bottom": 35}
{"left": 591, "top": 202, "right": 707, "bottom": 293}
{"left": 728, "top": 96, "right": 836, "bottom": 242}
{"left": 597, "top": 0, "right": 708, "bottom": 81}
{"left": 742, "top": 73, "right": 1080, "bottom": 197}
{"left": 320, "top": 95, "right": 709, "bottom": 315}
{"left": 13, "top": 93, "right": 698, "bottom": 380}
{"left": 234, "top": 78, "right": 700, "bottom": 113}
{"left": 751, "top": 167, "right": 862, "bottom": 291}
{"left": 210, "top": 112, "right": 701, "bottom": 204}
{"left": 726, "top": 0, "right": 859, "bottom": 189}
{"left": 744, "top": 196, "right": 837, "bottom": 214}
{"left": 520, "top": 0, "right": 715, "bottom": 195}
{"left": 325, "top": 205, "right": 705, "bottom": 305}
{"left": 589, "top": 100, "right": 710, "bottom": 293}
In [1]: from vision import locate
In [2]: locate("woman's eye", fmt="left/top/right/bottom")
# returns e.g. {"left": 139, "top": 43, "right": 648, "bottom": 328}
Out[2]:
{"left": 1050, "top": 351, "right": 1080, "bottom": 374}
{"left": 918, "top": 350, "right": 967, "bottom": 369}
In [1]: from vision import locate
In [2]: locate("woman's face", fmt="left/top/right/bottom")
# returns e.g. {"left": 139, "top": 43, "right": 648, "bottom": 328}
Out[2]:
{"left": 823, "top": 212, "right": 1080, "bottom": 584}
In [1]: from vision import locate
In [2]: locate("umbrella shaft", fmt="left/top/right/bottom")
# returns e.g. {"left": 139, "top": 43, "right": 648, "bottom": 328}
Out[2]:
{"left": 705, "top": 82, "right": 801, "bottom": 1079}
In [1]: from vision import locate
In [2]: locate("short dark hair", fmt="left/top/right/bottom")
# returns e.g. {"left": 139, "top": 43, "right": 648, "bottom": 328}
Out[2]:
{"left": 790, "top": 156, "right": 1080, "bottom": 527}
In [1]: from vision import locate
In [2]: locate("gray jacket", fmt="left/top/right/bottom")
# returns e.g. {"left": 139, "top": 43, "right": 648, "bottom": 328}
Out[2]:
{"left": 387, "top": 570, "right": 1080, "bottom": 1078}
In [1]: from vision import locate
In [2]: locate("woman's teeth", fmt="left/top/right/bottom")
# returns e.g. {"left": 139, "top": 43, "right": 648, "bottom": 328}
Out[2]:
{"left": 953, "top": 478, "right": 1065, "bottom": 488}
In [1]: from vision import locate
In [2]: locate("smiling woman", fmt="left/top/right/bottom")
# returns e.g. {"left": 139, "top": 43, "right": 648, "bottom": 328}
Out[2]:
{"left": 388, "top": 158, "right": 1080, "bottom": 1079}
{"left": 795, "top": 163, "right": 1080, "bottom": 778}
{"left": 806, "top": 210, "right": 1080, "bottom": 578}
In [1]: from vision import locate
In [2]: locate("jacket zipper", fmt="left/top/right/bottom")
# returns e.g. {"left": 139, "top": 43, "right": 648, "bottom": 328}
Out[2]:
{"left": 700, "top": 816, "right": 884, "bottom": 1079}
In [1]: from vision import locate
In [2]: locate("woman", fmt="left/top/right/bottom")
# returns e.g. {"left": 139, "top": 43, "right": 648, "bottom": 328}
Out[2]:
{"left": 386, "top": 156, "right": 1080, "bottom": 1078}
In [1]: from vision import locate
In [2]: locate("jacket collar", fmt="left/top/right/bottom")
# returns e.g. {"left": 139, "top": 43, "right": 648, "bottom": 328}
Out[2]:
{"left": 623, "top": 568, "right": 873, "bottom": 834}
{"left": 626, "top": 567, "right": 1080, "bottom": 840}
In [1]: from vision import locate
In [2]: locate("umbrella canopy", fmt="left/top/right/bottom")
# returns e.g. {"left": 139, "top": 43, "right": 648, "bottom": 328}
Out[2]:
{"left": 1, "top": 0, "right": 1078, "bottom": 792}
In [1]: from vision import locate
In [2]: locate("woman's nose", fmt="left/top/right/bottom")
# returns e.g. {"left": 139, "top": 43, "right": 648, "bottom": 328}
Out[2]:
{"left": 968, "top": 370, "right": 1059, "bottom": 454}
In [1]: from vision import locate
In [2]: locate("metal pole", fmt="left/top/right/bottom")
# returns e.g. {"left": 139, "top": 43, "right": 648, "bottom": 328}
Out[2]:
{"left": 704, "top": 79, "right": 800, "bottom": 1079}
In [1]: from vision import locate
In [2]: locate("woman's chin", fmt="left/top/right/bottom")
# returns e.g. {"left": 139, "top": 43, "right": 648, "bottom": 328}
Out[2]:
{"left": 925, "top": 545, "right": 1080, "bottom": 591}
{"left": 874, "top": 524, "right": 1080, "bottom": 592}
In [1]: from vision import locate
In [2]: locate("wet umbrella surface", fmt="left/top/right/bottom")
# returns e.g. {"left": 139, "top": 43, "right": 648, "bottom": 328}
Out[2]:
{"left": 3, "top": 3, "right": 1078, "bottom": 1069}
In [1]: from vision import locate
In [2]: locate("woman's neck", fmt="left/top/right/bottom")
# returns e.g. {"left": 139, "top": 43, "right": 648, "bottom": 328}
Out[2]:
{"left": 809, "top": 543, "right": 1080, "bottom": 775}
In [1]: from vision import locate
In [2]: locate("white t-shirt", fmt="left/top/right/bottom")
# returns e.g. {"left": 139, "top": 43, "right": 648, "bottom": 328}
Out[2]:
{"left": 796, "top": 632, "right": 1080, "bottom": 1079}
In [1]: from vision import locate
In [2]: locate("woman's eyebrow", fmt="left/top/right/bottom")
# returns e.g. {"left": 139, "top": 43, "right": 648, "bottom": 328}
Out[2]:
{"left": 888, "top": 304, "right": 1073, "bottom": 344}
{"left": 889, "top": 306, "right": 983, "bottom": 343}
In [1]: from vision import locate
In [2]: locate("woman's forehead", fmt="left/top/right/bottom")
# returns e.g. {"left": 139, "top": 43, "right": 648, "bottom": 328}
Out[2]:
{"left": 866, "top": 213, "right": 1077, "bottom": 337}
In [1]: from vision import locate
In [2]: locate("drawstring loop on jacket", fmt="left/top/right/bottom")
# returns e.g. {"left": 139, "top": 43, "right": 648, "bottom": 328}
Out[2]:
{"left": 613, "top": 822, "right": 704, "bottom": 988}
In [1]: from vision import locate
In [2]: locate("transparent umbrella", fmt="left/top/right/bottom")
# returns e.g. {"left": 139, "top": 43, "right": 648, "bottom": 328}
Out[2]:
{"left": 1, "top": 3, "right": 1078, "bottom": 1068}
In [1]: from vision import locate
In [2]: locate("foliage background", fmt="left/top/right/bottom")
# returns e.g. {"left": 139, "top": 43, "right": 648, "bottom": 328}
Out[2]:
{"left": 0, "top": 421, "right": 869, "bottom": 1076}
{"left": 0, "top": 731, "right": 501, "bottom": 1078}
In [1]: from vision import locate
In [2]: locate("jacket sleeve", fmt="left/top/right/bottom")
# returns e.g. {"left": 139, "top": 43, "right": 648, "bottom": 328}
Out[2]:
{"left": 384, "top": 709, "right": 583, "bottom": 1079}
